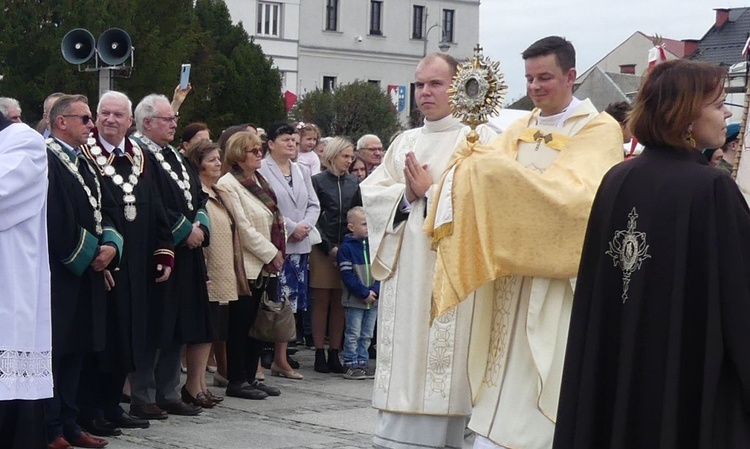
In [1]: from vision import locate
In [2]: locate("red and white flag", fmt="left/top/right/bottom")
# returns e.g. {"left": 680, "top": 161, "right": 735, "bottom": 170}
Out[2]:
{"left": 647, "top": 44, "right": 667, "bottom": 70}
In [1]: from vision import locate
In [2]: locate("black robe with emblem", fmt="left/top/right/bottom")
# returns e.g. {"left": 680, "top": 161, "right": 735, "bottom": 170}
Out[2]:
{"left": 553, "top": 147, "right": 750, "bottom": 449}
{"left": 46, "top": 140, "right": 121, "bottom": 356}
{"left": 133, "top": 137, "right": 213, "bottom": 346}
{"left": 80, "top": 132, "right": 174, "bottom": 372}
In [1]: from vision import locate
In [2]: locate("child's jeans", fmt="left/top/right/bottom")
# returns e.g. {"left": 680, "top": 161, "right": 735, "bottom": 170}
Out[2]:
{"left": 343, "top": 306, "right": 377, "bottom": 368}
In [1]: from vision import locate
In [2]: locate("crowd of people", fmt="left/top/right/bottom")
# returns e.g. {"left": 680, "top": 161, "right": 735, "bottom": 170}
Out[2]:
{"left": 4, "top": 32, "right": 750, "bottom": 449}
{"left": 0, "top": 84, "right": 387, "bottom": 449}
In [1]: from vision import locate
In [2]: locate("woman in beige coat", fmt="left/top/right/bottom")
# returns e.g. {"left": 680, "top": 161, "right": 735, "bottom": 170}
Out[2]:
{"left": 217, "top": 131, "right": 288, "bottom": 398}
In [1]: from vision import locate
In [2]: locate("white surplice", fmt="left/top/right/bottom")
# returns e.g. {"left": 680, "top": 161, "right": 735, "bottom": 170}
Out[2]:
{"left": 361, "top": 115, "right": 495, "bottom": 448}
{"left": 0, "top": 123, "right": 52, "bottom": 401}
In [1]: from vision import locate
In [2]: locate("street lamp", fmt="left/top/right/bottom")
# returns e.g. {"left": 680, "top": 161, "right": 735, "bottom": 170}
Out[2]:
{"left": 423, "top": 24, "right": 450, "bottom": 56}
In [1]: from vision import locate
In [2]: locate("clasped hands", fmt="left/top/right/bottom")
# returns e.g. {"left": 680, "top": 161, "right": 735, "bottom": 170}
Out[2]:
{"left": 404, "top": 152, "right": 432, "bottom": 203}
{"left": 290, "top": 222, "right": 311, "bottom": 242}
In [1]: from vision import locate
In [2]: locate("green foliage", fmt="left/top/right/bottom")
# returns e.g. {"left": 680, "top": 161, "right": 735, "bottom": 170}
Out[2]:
{"left": 0, "top": 0, "right": 285, "bottom": 139}
{"left": 290, "top": 80, "right": 401, "bottom": 144}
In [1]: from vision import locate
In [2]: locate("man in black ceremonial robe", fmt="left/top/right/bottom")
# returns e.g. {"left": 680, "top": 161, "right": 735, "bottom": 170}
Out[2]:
{"left": 44, "top": 95, "right": 123, "bottom": 449}
{"left": 129, "top": 93, "right": 212, "bottom": 417}
{"left": 76, "top": 90, "right": 175, "bottom": 434}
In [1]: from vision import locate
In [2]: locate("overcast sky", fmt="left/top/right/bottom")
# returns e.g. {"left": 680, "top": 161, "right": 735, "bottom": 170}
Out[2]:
{"left": 478, "top": 1, "right": 745, "bottom": 102}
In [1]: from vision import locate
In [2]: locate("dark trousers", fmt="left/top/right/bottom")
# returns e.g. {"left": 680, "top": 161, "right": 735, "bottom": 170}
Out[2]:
{"left": 0, "top": 399, "right": 46, "bottom": 449}
{"left": 128, "top": 343, "right": 182, "bottom": 405}
{"left": 77, "top": 355, "right": 128, "bottom": 421}
{"left": 226, "top": 278, "right": 277, "bottom": 384}
{"left": 44, "top": 352, "right": 84, "bottom": 442}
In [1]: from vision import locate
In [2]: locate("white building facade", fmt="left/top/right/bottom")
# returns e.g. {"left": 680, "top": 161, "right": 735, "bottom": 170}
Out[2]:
{"left": 223, "top": 0, "right": 481, "bottom": 124}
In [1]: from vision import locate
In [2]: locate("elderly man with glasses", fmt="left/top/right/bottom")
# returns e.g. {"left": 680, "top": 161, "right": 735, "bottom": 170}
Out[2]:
{"left": 356, "top": 134, "right": 384, "bottom": 175}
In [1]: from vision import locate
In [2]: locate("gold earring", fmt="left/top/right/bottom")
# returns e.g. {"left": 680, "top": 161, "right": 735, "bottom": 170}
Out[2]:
{"left": 686, "top": 126, "right": 696, "bottom": 148}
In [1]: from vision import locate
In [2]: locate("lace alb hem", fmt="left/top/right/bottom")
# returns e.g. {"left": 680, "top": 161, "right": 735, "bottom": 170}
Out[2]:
{"left": 0, "top": 350, "right": 53, "bottom": 390}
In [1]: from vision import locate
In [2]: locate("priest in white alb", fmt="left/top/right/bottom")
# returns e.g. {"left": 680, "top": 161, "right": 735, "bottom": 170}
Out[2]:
{"left": 361, "top": 53, "right": 496, "bottom": 449}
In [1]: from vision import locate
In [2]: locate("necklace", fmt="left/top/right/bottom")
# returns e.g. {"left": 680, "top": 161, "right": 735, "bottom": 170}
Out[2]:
{"left": 134, "top": 132, "right": 194, "bottom": 211}
{"left": 83, "top": 136, "right": 142, "bottom": 221}
{"left": 46, "top": 138, "right": 103, "bottom": 235}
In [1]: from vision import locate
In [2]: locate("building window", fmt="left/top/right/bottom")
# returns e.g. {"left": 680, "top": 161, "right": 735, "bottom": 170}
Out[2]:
{"left": 325, "top": 0, "right": 339, "bottom": 31}
{"left": 370, "top": 1, "right": 383, "bottom": 35}
{"left": 442, "top": 9, "right": 455, "bottom": 43}
{"left": 412, "top": 5, "right": 424, "bottom": 39}
{"left": 323, "top": 76, "right": 336, "bottom": 93}
{"left": 368, "top": 79, "right": 381, "bottom": 87}
{"left": 257, "top": 2, "right": 281, "bottom": 37}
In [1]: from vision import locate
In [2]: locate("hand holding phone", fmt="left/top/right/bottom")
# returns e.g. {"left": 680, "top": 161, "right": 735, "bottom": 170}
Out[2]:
{"left": 180, "top": 64, "right": 191, "bottom": 90}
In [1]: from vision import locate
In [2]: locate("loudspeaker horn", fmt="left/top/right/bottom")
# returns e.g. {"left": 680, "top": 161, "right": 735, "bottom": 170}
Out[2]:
{"left": 97, "top": 28, "right": 132, "bottom": 66}
{"left": 61, "top": 28, "right": 96, "bottom": 65}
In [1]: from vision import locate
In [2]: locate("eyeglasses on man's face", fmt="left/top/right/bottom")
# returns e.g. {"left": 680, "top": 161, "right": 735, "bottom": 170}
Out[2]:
{"left": 63, "top": 114, "right": 93, "bottom": 124}
{"left": 361, "top": 146, "right": 383, "bottom": 153}
{"left": 153, "top": 115, "right": 178, "bottom": 124}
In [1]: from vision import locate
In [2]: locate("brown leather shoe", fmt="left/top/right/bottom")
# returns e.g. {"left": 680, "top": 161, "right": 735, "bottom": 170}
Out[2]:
{"left": 129, "top": 403, "right": 168, "bottom": 420}
{"left": 67, "top": 432, "right": 108, "bottom": 448}
{"left": 181, "top": 385, "right": 214, "bottom": 408}
{"left": 157, "top": 400, "right": 202, "bottom": 416}
{"left": 48, "top": 436, "right": 72, "bottom": 449}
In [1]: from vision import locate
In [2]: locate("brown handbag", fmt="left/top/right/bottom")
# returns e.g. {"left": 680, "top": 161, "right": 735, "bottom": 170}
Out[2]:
{"left": 248, "top": 277, "right": 296, "bottom": 343}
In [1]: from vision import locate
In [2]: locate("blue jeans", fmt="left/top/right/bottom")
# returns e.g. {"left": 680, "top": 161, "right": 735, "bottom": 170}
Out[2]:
{"left": 343, "top": 307, "right": 377, "bottom": 368}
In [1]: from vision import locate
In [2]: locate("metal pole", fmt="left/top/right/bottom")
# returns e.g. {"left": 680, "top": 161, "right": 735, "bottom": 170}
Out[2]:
{"left": 423, "top": 24, "right": 440, "bottom": 57}
{"left": 98, "top": 68, "right": 112, "bottom": 102}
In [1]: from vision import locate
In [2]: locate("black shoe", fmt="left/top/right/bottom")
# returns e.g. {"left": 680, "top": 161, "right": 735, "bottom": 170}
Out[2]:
{"left": 287, "top": 354, "right": 300, "bottom": 369}
{"left": 105, "top": 411, "right": 150, "bottom": 429}
{"left": 157, "top": 400, "right": 203, "bottom": 416}
{"left": 314, "top": 349, "right": 330, "bottom": 373}
{"left": 368, "top": 345, "right": 377, "bottom": 360}
{"left": 304, "top": 334, "right": 314, "bottom": 348}
{"left": 287, "top": 342, "right": 298, "bottom": 355}
{"left": 260, "top": 352, "right": 273, "bottom": 370}
{"left": 251, "top": 380, "right": 280, "bottom": 396}
{"left": 120, "top": 393, "right": 131, "bottom": 404}
{"left": 226, "top": 382, "right": 268, "bottom": 400}
{"left": 78, "top": 418, "right": 122, "bottom": 437}
{"left": 328, "top": 349, "right": 345, "bottom": 374}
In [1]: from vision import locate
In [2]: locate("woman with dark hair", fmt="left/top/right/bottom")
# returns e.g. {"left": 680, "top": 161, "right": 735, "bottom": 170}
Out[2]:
{"left": 182, "top": 139, "right": 233, "bottom": 407}
{"left": 180, "top": 122, "right": 210, "bottom": 153}
{"left": 258, "top": 122, "right": 320, "bottom": 379}
{"left": 216, "top": 131, "right": 285, "bottom": 399}
{"left": 553, "top": 60, "right": 750, "bottom": 448}
{"left": 348, "top": 154, "right": 368, "bottom": 182}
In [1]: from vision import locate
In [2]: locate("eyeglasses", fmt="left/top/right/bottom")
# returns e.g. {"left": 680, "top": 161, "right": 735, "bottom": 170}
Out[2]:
{"left": 62, "top": 114, "right": 93, "bottom": 124}
{"left": 361, "top": 147, "right": 383, "bottom": 153}
{"left": 246, "top": 148, "right": 263, "bottom": 156}
{"left": 153, "top": 116, "right": 178, "bottom": 123}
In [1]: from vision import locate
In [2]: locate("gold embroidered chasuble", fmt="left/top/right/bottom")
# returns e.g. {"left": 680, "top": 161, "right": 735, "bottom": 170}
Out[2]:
{"left": 424, "top": 99, "right": 623, "bottom": 448}
{"left": 426, "top": 99, "right": 624, "bottom": 319}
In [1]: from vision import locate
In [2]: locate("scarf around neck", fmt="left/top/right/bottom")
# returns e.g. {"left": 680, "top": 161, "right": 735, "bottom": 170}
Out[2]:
{"left": 232, "top": 167, "right": 286, "bottom": 257}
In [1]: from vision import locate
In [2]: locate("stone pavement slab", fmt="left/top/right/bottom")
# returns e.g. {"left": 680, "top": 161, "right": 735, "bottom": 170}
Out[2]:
{"left": 105, "top": 349, "right": 474, "bottom": 449}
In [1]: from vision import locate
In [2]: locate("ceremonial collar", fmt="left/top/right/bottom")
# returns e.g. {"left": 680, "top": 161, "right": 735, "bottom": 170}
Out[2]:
{"left": 50, "top": 137, "right": 78, "bottom": 159}
{"left": 423, "top": 114, "right": 463, "bottom": 134}
{"left": 91, "top": 127, "right": 136, "bottom": 159}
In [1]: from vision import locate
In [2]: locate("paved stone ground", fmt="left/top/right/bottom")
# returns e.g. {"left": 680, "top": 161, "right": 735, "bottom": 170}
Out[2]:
{"left": 105, "top": 348, "right": 476, "bottom": 449}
